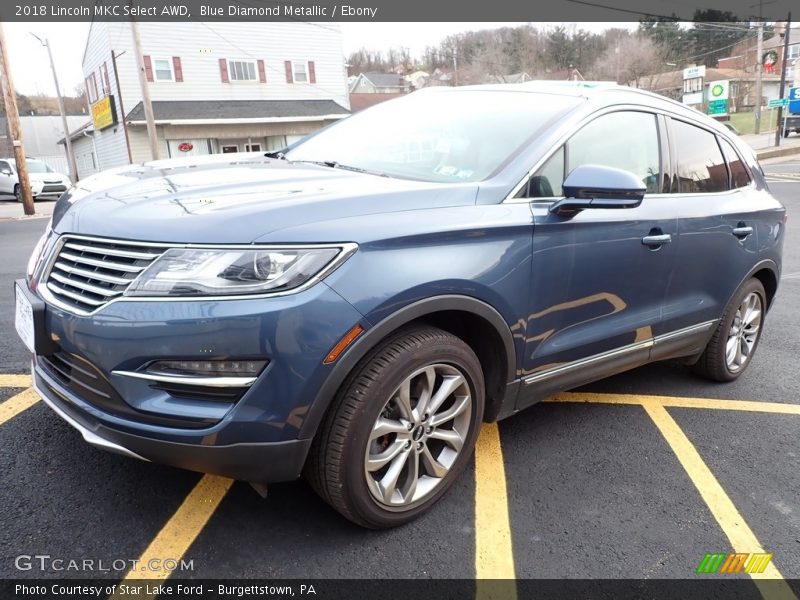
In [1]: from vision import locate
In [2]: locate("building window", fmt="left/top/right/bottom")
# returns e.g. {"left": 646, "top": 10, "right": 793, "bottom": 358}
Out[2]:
{"left": 293, "top": 61, "right": 309, "bottom": 83}
{"left": 228, "top": 60, "right": 257, "bottom": 82}
{"left": 86, "top": 73, "right": 98, "bottom": 103}
{"left": 221, "top": 145, "right": 239, "bottom": 153}
{"left": 153, "top": 58, "right": 175, "bottom": 82}
{"left": 245, "top": 143, "right": 262, "bottom": 152}
{"left": 683, "top": 77, "right": 703, "bottom": 94}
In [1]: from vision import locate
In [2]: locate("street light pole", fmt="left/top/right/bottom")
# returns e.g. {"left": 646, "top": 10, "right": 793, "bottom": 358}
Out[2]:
{"left": 774, "top": 13, "right": 792, "bottom": 147}
{"left": 754, "top": 21, "right": 764, "bottom": 134}
{"left": 31, "top": 33, "right": 78, "bottom": 183}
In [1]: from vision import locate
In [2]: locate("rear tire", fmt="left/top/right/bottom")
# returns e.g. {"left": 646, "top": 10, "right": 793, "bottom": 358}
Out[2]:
{"left": 692, "top": 278, "right": 766, "bottom": 382}
{"left": 305, "top": 325, "right": 485, "bottom": 528}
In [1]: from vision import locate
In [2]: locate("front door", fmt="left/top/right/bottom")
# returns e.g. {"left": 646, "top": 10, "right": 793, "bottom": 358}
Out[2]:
{"left": 518, "top": 110, "right": 678, "bottom": 402}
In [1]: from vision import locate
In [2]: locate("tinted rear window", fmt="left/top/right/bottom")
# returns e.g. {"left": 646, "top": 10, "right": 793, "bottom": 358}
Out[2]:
{"left": 671, "top": 119, "right": 728, "bottom": 193}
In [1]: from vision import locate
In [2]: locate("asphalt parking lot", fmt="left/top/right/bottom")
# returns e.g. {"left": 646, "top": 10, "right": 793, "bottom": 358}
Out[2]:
{"left": 1, "top": 162, "right": 799, "bottom": 596}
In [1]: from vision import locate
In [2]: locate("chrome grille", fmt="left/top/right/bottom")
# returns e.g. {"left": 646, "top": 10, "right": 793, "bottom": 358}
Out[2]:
{"left": 45, "top": 236, "right": 169, "bottom": 314}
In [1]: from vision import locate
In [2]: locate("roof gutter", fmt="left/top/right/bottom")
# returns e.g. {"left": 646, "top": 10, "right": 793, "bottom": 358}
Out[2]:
{"left": 126, "top": 114, "right": 349, "bottom": 126}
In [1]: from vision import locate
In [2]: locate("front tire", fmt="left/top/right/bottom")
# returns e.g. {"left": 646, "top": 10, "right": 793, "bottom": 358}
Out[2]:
{"left": 305, "top": 326, "right": 485, "bottom": 528}
{"left": 14, "top": 184, "right": 21, "bottom": 202}
{"left": 693, "top": 278, "right": 766, "bottom": 382}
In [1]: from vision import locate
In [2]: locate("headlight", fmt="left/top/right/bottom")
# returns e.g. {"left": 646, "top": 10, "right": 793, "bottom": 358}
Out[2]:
{"left": 26, "top": 219, "right": 53, "bottom": 279}
{"left": 124, "top": 245, "right": 355, "bottom": 297}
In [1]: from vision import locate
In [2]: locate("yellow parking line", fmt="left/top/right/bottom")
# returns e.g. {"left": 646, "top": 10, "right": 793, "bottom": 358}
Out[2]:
{"left": 551, "top": 392, "right": 800, "bottom": 416}
{"left": 475, "top": 423, "right": 517, "bottom": 599}
{"left": 0, "top": 374, "right": 31, "bottom": 388}
{"left": 110, "top": 475, "right": 233, "bottom": 597}
{"left": 644, "top": 403, "right": 798, "bottom": 600}
{"left": 0, "top": 388, "right": 39, "bottom": 425}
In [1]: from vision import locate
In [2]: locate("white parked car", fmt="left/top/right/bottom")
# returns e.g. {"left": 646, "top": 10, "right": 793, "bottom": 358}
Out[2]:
{"left": 0, "top": 158, "right": 70, "bottom": 202}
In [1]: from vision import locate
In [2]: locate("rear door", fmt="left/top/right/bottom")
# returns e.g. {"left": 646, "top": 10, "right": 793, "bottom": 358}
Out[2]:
{"left": 659, "top": 118, "right": 760, "bottom": 341}
{"left": 518, "top": 109, "right": 678, "bottom": 399}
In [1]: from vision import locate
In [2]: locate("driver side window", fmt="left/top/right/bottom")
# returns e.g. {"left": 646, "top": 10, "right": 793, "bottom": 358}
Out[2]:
{"left": 524, "top": 111, "right": 662, "bottom": 198}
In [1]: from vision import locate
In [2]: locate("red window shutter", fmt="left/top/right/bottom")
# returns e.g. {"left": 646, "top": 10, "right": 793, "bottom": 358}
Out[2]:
{"left": 308, "top": 61, "right": 316, "bottom": 84}
{"left": 143, "top": 55, "right": 153, "bottom": 82}
{"left": 257, "top": 60, "right": 266, "bottom": 83}
{"left": 102, "top": 63, "right": 110, "bottom": 93}
{"left": 284, "top": 60, "right": 293, "bottom": 83}
{"left": 219, "top": 58, "right": 229, "bottom": 83}
{"left": 173, "top": 57, "right": 183, "bottom": 82}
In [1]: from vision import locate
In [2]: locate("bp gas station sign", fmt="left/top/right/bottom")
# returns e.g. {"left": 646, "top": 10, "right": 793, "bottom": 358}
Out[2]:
{"left": 707, "top": 80, "right": 730, "bottom": 117}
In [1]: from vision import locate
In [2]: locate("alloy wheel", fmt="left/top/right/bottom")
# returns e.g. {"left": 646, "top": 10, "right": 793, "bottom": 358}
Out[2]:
{"left": 725, "top": 291, "right": 762, "bottom": 372}
{"left": 364, "top": 363, "right": 472, "bottom": 508}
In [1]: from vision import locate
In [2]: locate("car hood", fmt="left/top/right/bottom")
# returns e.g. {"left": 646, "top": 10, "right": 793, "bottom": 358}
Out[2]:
{"left": 52, "top": 154, "right": 480, "bottom": 243}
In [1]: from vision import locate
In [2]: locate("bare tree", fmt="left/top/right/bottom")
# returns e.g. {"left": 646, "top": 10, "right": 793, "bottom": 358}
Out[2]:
{"left": 590, "top": 34, "right": 665, "bottom": 88}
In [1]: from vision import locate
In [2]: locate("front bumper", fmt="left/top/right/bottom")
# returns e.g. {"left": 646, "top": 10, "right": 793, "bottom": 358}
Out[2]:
{"left": 22, "top": 276, "right": 365, "bottom": 482}
{"left": 33, "top": 366, "right": 312, "bottom": 482}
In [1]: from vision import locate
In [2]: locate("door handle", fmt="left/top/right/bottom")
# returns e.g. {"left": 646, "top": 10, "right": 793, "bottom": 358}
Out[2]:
{"left": 732, "top": 225, "right": 753, "bottom": 239}
{"left": 641, "top": 233, "right": 672, "bottom": 247}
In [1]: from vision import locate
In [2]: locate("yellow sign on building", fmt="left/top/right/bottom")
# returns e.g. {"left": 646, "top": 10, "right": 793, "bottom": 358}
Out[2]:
{"left": 91, "top": 96, "right": 117, "bottom": 131}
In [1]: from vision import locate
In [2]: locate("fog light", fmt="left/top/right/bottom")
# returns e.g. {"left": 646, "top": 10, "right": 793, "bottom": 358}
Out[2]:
{"left": 145, "top": 359, "right": 267, "bottom": 378}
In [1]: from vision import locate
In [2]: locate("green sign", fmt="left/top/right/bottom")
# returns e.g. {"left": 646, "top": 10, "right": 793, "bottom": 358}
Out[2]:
{"left": 767, "top": 98, "right": 789, "bottom": 108}
{"left": 708, "top": 99, "right": 728, "bottom": 116}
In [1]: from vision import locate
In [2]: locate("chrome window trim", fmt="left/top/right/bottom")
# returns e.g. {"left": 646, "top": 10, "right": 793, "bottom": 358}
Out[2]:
{"left": 39, "top": 233, "right": 359, "bottom": 317}
{"left": 503, "top": 103, "right": 756, "bottom": 204}
{"left": 112, "top": 370, "right": 257, "bottom": 388}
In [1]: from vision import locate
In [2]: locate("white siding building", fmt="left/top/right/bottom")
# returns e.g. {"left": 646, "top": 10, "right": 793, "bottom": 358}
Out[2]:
{"left": 68, "top": 22, "right": 350, "bottom": 177}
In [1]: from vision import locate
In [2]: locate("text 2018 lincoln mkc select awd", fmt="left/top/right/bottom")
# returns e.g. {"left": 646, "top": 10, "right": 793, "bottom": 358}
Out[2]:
{"left": 16, "top": 83, "right": 785, "bottom": 528}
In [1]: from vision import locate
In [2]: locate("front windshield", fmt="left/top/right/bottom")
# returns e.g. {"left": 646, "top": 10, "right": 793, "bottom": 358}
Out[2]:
{"left": 26, "top": 160, "right": 54, "bottom": 174}
{"left": 286, "top": 90, "right": 581, "bottom": 183}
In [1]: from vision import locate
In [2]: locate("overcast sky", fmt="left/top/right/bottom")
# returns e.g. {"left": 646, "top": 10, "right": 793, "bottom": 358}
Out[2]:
{"left": 3, "top": 22, "right": 635, "bottom": 97}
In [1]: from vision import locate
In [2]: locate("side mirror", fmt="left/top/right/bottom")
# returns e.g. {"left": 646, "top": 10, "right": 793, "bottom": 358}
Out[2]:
{"left": 1, "top": 168, "right": 11, "bottom": 176}
{"left": 549, "top": 164, "right": 646, "bottom": 217}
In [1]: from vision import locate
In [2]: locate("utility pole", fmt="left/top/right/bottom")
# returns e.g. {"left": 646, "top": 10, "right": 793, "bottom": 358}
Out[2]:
{"left": 0, "top": 24, "right": 34, "bottom": 215}
{"left": 111, "top": 50, "right": 133, "bottom": 163}
{"left": 754, "top": 21, "right": 764, "bottom": 134}
{"left": 774, "top": 13, "right": 792, "bottom": 147}
{"left": 129, "top": 17, "right": 159, "bottom": 160}
{"left": 32, "top": 34, "right": 78, "bottom": 183}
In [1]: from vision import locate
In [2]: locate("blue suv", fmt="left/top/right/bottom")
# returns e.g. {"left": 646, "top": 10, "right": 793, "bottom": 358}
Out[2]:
{"left": 15, "top": 84, "right": 785, "bottom": 528}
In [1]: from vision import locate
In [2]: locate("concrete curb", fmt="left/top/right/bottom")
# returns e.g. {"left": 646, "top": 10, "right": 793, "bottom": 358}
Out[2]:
{"left": 756, "top": 145, "right": 800, "bottom": 160}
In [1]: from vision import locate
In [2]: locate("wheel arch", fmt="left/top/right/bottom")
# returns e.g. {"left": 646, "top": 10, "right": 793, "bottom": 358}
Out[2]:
{"left": 299, "top": 295, "right": 517, "bottom": 441}
{"left": 739, "top": 259, "right": 779, "bottom": 311}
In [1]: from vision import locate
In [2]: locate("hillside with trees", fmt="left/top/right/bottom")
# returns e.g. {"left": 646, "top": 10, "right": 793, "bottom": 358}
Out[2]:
{"left": 346, "top": 17, "right": 763, "bottom": 86}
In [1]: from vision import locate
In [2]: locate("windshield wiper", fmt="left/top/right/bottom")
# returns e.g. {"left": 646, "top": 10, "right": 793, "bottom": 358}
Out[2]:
{"left": 292, "top": 160, "right": 389, "bottom": 177}
{"left": 264, "top": 150, "right": 287, "bottom": 160}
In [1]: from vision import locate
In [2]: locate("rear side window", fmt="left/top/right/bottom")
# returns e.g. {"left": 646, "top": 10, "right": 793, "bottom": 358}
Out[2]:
{"left": 719, "top": 138, "right": 752, "bottom": 189}
{"left": 671, "top": 120, "right": 728, "bottom": 193}
{"left": 567, "top": 111, "right": 661, "bottom": 194}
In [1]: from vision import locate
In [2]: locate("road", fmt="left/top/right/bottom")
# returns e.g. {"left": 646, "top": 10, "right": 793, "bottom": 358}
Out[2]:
{"left": 0, "top": 162, "right": 798, "bottom": 594}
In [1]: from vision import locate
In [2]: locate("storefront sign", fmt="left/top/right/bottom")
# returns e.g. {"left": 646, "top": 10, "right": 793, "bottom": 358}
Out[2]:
{"left": 91, "top": 96, "right": 117, "bottom": 131}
